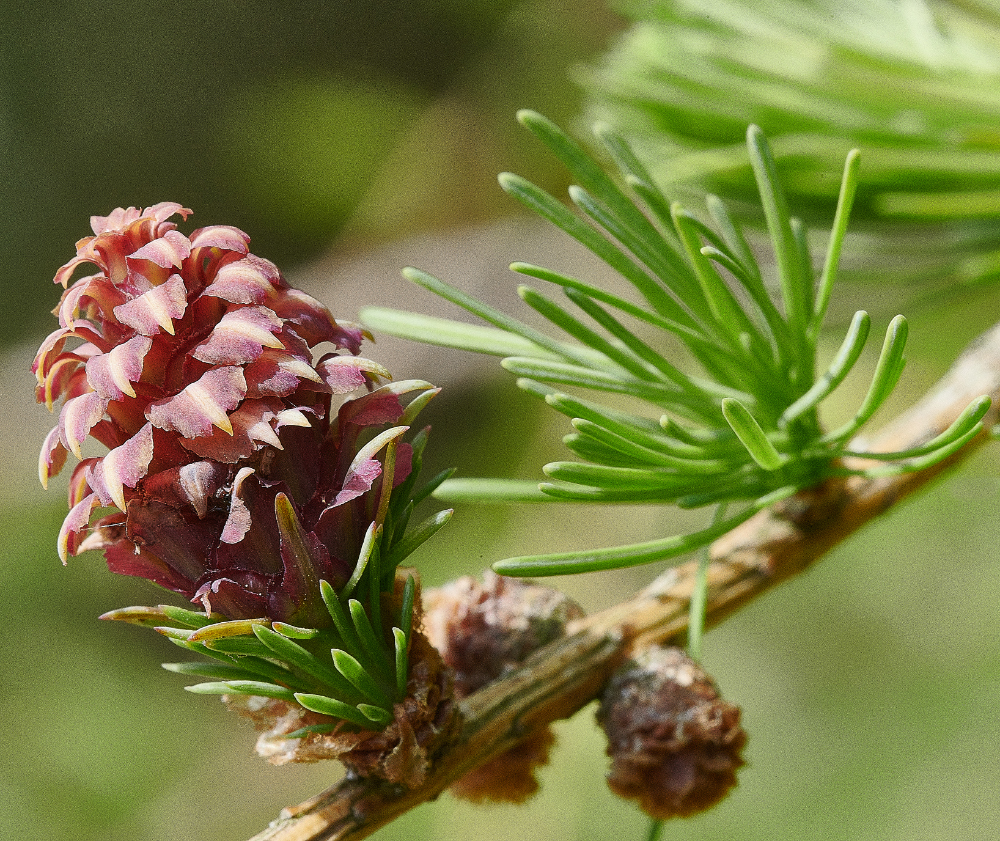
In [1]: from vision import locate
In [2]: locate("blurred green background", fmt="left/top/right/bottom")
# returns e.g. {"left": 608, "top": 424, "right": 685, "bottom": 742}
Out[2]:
{"left": 3, "top": 2, "right": 1000, "bottom": 840}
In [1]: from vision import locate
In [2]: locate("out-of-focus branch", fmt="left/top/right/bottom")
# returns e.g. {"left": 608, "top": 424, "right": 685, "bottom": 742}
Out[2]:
{"left": 247, "top": 320, "right": 1000, "bottom": 841}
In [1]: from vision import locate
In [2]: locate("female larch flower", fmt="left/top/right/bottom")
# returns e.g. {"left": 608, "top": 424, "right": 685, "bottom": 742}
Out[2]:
{"left": 33, "top": 203, "right": 459, "bottom": 771}
{"left": 33, "top": 201, "right": 432, "bottom": 627}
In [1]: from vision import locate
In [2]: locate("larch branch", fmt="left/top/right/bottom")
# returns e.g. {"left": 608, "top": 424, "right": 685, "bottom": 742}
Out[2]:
{"left": 246, "top": 320, "right": 1000, "bottom": 841}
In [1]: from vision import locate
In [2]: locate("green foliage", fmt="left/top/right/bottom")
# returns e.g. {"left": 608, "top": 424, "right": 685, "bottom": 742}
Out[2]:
{"left": 113, "top": 573, "right": 419, "bottom": 733}
{"left": 361, "top": 111, "right": 990, "bottom": 576}
{"left": 585, "top": 0, "right": 1000, "bottom": 288}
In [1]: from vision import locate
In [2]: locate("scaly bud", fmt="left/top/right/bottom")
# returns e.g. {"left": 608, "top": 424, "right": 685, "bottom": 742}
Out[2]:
{"left": 597, "top": 646, "right": 747, "bottom": 819}
{"left": 423, "top": 571, "right": 584, "bottom": 802}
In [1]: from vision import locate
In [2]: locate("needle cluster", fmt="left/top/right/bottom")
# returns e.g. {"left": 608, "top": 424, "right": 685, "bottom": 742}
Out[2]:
{"left": 362, "top": 113, "right": 989, "bottom": 577}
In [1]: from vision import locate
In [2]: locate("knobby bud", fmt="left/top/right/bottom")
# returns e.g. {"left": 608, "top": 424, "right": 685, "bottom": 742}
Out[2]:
{"left": 424, "top": 571, "right": 584, "bottom": 802}
{"left": 597, "top": 646, "right": 746, "bottom": 819}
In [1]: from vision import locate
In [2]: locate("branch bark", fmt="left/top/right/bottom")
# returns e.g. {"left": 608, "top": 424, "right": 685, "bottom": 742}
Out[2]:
{"left": 246, "top": 320, "right": 1000, "bottom": 841}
